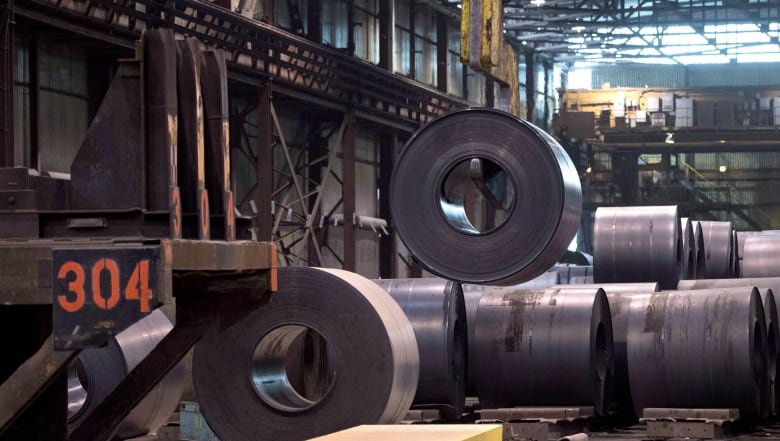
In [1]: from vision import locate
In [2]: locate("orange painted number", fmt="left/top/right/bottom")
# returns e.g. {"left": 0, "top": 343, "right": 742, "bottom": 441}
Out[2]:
{"left": 91, "top": 258, "right": 120, "bottom": 310}
{"left": 57, "top": 261, "right": 86, "bottom": 312}
{"left": 125, "top": 260, "right": 152, "bottom": 313}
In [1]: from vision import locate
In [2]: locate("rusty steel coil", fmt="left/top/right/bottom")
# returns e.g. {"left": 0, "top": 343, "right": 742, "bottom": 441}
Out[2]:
{"left": 461, "top": 272, "right": 560, "bottom": 396}
{"left": 593, "top": 206, "right": 682, "bottom": 290}
{"left": 677, "top": 277, "right": 780, "bottom": 415}
{"left": 473, "top": 287, "right": 613, "bottom": 413}
{"left": 627, "top": 288, "right": 768, "bottom": 419}
{"left": 680, "top": 217, "right": 695, "bottom": 280}
{"left": 561, "top": 283, "right": 659, "bottom": 414}
{"left": 67, "top": 309, "right": 184, "bottom": 439}
{"left": 390, "top": 108, "right": 581, "bottom": 285}
{"left": 695, "top": 220, "right": 734, "bottom": 279}
{"left": 372, "top": 278, "right": 466, "bottom": 419}
{"left": 192, "top": 267, "right": 419, "bottom": 441}
{"left": 743, "top": 234, "right": 780, "bottom": 278}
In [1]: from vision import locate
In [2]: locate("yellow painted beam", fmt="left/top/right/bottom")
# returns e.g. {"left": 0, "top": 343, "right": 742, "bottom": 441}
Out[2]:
{"left": 308, "top": 424, "right": 504, "bottom": 441}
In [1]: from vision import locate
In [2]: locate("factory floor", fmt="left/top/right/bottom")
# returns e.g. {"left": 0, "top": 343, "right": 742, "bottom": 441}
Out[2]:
{"left": 129, "top": 415, "right": 780, "bottom": 441}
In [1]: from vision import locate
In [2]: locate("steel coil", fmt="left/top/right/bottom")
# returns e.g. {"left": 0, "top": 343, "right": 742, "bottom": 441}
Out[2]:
{"left": 561, "top": 283, "right": 659, "bottom": 414}
{"left": 593, "top": 206, "right": 682, "bottom": 290}
{"left": 677, "top": 277, "right": 780, "bottom": 416}
{"left": 695, "top": 220, "right": 734, "bottom": 279}
{"left": 680, "top": 217, "right": 695, "bottom": 280}
{"left": 390, "top": 108, "right": 581, "bottom": 285}
{"left": 192, "top": 267, "right": 419, "bottom": 441}
{"left": 461, "top": 272, "right": 560, "bottom": 396}
{"left": 473, "top": 287, "right": 613, "bottom": 413}
{"left": 693, "top": 220, "right": 706, "bottom": 279}
{"left": 372, "top": 278, "right": 466, "bottom": 419}
{"left": 627, "top": 288, "right": 768, "bottom": 419}
{"left": 67, "top": 309, "right": 185, "bottom": 439}
{"left": 743, "top": 234, "right": 780, "bottom": 278}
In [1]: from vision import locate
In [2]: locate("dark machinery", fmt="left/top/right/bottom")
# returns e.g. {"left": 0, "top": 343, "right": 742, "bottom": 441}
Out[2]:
{"left": 0, "top": 29, "right": 276, "bottom": 441}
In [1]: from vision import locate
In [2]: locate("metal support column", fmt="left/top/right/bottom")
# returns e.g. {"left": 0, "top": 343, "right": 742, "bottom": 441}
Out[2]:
{"left": 307, "top": 0, "right": 322, "bottom": 43}
{"left": 409, "top": 0, "right": 416, "bottom": 80}
{"left": 378, "top": 131, "right": 394, "bottom": 278}
{"left": 256, "top": 83, "right": 273, "bottom": 241}
{"left": 0, "top": 0, "right": 12, "bottom": 167}
{"left": 378, "top": 0, "right": 394, "bottom": 71}
{"left": 347, "top": 0, "right": 355, "bottom": 55}
{"left": 342, "top": 113, "right": 356, "bottom": 271}
{"left": 525, "top": 51, "right": 536, "bottom": 124}
{"left": 436, "top": 12, "right": 447, "bottom": 93}
{"left": 542, "top": 60, "right": 551, "bottom": 130}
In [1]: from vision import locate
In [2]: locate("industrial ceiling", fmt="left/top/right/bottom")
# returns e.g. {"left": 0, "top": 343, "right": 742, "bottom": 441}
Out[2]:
{"left": 499, "top": 0, "right": 780, "bottom": 64}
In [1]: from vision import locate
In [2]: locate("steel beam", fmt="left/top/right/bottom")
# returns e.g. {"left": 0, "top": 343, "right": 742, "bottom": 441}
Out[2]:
{"left": 0, "top": 0, "right": 12, "bottom": 167}
{"left": 342, "top": 113, "right": 356, "bottom": 272}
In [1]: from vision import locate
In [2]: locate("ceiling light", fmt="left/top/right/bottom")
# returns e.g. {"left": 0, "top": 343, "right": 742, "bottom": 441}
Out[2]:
{"left": 585, "top": 166, "right": 593, "bottom": 174}
{"left": 719, "top": 165, "right": 727, "bottom": 173}
{"left": 530, "top": 0, "right": 545, "bottom": 6}
{"left": 572, "top": 26, "right": 586, "bottom": 32}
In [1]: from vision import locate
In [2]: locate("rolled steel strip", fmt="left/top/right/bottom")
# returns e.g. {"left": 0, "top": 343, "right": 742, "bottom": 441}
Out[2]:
{"left": 743, "top": 234, "right": 780, "bottom": 278}
{"left": 627, "top": 288, "right": 768, "bottom": 419}
{"left": 693, "top": 221, "right": 706, "bottom": 279}
{"left": 390, "top": 108, "right": 582, "bottom": 285}
{"left": 67, "top": 309, "right": 185, "bottom": 439}
{"left": 695, "top": 220, "right": 734, "bottom": 279}
{"left": 680, "top": 217, "right": 695, "bottom": 280}
{"left": 561, "top": 283, "right": 659, "bottom": 414}
{"left": 737, "top": 232, "right": 780, "bottom": 276}
{"left": 192, "top": 267, "right": 419, "bottom": 441}
{"left": 474, "top": 287, "right": 613, "bottom": 414}
{"left": 462, "top": 272, "right": 560, "bottom": 396}
{"left": 593, "top": 206, "right": 682, "bottom": 290}
{"left": 372, "top": 278, "right": 466, "bottom": 419}
{"left": 678, "top": 277, "right": 780, "bottom": 416}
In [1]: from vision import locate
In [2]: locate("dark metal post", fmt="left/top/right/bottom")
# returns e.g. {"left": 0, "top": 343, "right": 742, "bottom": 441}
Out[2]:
{"left": 542, "top": 60, "right": 551, "bottom": 130}
{"left": 436, "top": 12, "right": 447, "bottom": 92}
{"left": 525, "top": 51, "right": 535, "bottom": 124}
{"left": 307, "top": 0, "right": 322, "bottom": 43}
{"left": 0, "top": 0, "right": 12, "bottom": 167}
{"left": 409, "top": 0, "right": 416, "bottom": 79}
{"left": 378, "top": 131, "right": 394, "bottom": 278}
{"left": 342, "top": 112, "right": 356, "bottom": 271}
{"left": 378, "top": 0, "right": 394, "bottom": 71}
{"left": 256, "top": 82, "right": 273, "bottom": 241}
{"left": 347, "top": 0, "right": 355, "bottom": 55}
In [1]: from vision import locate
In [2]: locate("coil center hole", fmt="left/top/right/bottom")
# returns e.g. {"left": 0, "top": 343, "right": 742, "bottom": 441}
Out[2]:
{"left": 768, "top": 321, "right": 777, "bottom": 381}
{"left": 67, "top": 358, "right": 91, "bottom": 420}
{"left": 754, "top": 320, "right": 767, "bottom": 387}
{"left": 251, "top": 324, "right": 336, "bottom": 412}
{"left": 440, "top": 157, "right": 515, "bottom": 235}
{"left": 594, "top": 322, "right": 609, "bottom": 381}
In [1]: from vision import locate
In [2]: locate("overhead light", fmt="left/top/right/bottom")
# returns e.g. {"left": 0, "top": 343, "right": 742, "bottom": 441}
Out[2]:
{"left": 585, "top": 166, "right": 593, "bottom": 174}
{"left": 719, "top": 165, "right": 727, "bottom": 173}
{"left": 572, "top": 26, "right": 586, "bottom": 32}
{"left": 456, "top": 3, "right": 461, "bottom": 7}
{"left": 530, "top": 0, "right": 545, "bottom": 6}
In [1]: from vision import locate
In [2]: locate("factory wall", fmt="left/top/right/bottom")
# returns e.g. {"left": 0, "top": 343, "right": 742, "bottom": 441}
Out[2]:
{"left": 583, "top": 62, "right": 780, "bottom": 89}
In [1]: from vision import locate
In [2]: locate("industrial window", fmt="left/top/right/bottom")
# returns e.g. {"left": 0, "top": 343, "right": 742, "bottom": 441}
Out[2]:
{"left": 13, "top": 34, "right": 31, "bottom": 167}
{"left": 354, "top": 0, "right": 380, "bottom": 64}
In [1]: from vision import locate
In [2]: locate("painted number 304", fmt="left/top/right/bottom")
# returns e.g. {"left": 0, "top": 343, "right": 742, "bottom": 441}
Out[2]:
{"left": 57, "top": 259, "right": 153, "bottom": 313}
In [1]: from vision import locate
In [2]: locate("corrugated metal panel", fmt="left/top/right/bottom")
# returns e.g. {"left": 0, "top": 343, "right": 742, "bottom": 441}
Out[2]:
{"left": 691, "top": 152, "right": 780, "bottom": 170}
{"left": 586, "top": 63, "right": 780, "bottom": 90}
{"left": 687, "top": 64, "right": 780, "bottom": 87}
{"left": 591, "top": 65, "right": 686, "bottom": 88}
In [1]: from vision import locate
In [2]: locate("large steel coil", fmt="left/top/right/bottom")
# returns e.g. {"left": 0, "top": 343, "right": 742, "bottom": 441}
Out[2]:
{"left": 627, "top": 288, "right": 768, "bottom": 419}
{"left": 695, "top": 220, "right": 734, "bottom": 279}
{"left": 473, "top": 287, "right": 613, "bottom": 413}
{"left": 680, "top": 218, "right": 695, "bottom": 279}
{"left": 561, "top": 283, "right": 659, "bottom": 413}
{"left": 743, "top": 234, "right": 780, "bottom": 278}
{"left": 677, "top": 277, "right": 780, "bottom": 416}
{"left": 192, "top": 267, "right": 419, "bottom": 441}
{"left": 461, "top": 272, "right": 560, "bottom": 396}
{"left": 67, "top": 309, "right": 185, "bottom": 439}
{"left": 693, "top": 221, "right": 706, "bottom": 279}
{"left": 390, "top": 108, "right": 582, "bottom": 285}
{"left": 593, "top": 206, "right": 681, "bottom": 289}
{"left": 372, "top": 278, "right": 466, "bottom": 419}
